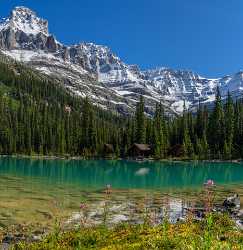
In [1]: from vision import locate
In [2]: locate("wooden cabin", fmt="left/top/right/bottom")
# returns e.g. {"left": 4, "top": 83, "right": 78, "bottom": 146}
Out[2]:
{"left": 103, "top": 144, "right": 115, "bottom": 158}
{"left": 128, "top": 144, "right": 151, "bottom": 158}
{"left": 104, "top": 144, "right": 114, "bottom": 154}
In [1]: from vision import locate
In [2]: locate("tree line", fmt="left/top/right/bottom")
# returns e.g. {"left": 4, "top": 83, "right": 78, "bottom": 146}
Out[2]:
{"left": 129, "top": 88, "right": 243, "bottom": 160}
{"left": 0, "top": 59, "right": 242, "bottom": 159}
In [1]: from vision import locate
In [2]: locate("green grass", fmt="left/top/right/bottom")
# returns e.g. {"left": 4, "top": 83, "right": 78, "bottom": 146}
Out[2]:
{"left": 12, "top": 213, "right": 243, "bottom": 250}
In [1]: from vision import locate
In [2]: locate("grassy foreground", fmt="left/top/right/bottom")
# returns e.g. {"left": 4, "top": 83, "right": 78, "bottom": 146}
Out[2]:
{"left": 12, "top": 213, "right": 243, "bottom": 250}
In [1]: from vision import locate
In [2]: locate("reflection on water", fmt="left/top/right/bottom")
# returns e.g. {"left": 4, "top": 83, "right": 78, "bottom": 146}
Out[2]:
{"left": 0, "top": 157, "right": 243, "bottom": 227}
{"left": 1, "top": 158, "right": 243, "bottom": 189}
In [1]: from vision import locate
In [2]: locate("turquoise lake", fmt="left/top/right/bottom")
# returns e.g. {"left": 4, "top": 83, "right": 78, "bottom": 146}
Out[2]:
{"left": 1, "top": 157, "right": 243, "bottom": 227}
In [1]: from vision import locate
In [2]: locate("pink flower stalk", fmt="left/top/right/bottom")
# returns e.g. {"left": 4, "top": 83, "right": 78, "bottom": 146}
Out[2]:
{"left": 204, "top": 179, "right": 215, "bottom": 187}
{"left": 80, "top": 203, "right": 87, "bottom": 210}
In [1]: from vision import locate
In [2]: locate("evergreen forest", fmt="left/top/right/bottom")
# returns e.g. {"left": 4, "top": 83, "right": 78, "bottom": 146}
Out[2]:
{"left": 0, "top": 57, "right": 242, "bottom": 160}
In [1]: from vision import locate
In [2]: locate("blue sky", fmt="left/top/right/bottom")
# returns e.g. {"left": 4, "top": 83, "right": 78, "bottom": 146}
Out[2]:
{"left": 1, "top": 0, "right": 243, "bottom": 77}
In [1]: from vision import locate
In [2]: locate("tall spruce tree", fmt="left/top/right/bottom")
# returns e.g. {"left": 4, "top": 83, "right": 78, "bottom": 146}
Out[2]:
{"left": 153, "top": 102, "right": 167, "bottom": 158}
{"left": 208, "top": 87, "right": 225, "bottom": 158}
{"left": 224, "top": 92, "right": 234, "bottom": 159}
{"left": 135, "top": 95, "right": 146, "bottom": 144}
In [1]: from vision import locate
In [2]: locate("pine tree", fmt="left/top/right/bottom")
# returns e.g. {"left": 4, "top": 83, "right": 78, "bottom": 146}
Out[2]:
{"left": 195, "top": 102, "right": 204, "bottom": 138}
{"left": 201, "top": 131, "right": 209, "bottom": 159}
{"left": 208, "top": 87, "right": 224, "bottom": 158}
{"left": 182, "top": 127, "right": 194, "bottom": 157}
{"left": 81, "top": 97, "right": 91, "bottom": 149}
{"left": 153, "top": 102, "right": 167, "bottom": 158}
{"left": 224, "top": 92, "right": 234, "bottom": 159}
{"left": 135, "top": 95, "right": 146, "bottom": 144}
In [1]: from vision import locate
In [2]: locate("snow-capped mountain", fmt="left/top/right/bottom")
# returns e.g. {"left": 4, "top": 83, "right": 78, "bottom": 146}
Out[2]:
{"left": 0, "top": 7, "right": 48, "bottom": 36}
{"left": 0, "top": 7, "right": 242, "bottom": 115}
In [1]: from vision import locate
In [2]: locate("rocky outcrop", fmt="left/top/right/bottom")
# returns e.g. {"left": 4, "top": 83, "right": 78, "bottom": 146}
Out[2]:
{"left": 45, "top": 35, "right": 58, "bottom": 52}
{"left": 0, "top": 28, "right": 16, "bottom": 49}
{"left": 223, "top": 194, "right": 241, "bottom": 210}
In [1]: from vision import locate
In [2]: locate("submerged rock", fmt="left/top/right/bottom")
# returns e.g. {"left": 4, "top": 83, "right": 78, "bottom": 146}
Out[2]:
{"left": 111, "top": 214, "right": 128, "bottom": 224}
{"left": 223, "top": 194, "right": 240, "bottom": 210}
{"left": 0, "top": 243, "right": 9, "bottom": 250}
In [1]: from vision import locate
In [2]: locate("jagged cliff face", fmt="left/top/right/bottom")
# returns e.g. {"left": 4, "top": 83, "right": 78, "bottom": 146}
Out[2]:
{"left": 0, "top": 7, "right": 243, "bottom": 115}
{"left": 0, "top": 7, "right": 48, "bottom": 49}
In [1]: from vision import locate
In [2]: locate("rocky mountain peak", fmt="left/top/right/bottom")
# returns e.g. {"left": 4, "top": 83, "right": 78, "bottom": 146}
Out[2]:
{"left": 7, "top": 6, "right": 49, "bottom": 35}
{"left": 11, "top": 6, "right": 37, "bottom": 18}
{"left": 0, "top": 7, "right": 56, "bottom": 51}
{"left": 0, "top": 6, "right": 48, "bottom": 39}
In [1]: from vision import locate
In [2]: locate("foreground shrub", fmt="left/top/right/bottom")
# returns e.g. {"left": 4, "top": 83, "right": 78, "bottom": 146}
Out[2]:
{"left": 12, "top": 214, "right": 243, "bottom": 250}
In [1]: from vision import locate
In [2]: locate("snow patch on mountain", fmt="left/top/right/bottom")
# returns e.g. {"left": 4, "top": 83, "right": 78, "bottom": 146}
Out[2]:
{"left": 2, "top": 49, "right": 56, "bottom": 62}
{"left": 2, "top": 49, "right": 88, "bottom": 75}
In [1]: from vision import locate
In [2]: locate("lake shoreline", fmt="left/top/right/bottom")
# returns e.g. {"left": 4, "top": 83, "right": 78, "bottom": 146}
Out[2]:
{"left": 0, "top": 154, "right": 242, "bottom": 164}
{"left": 1, "top": 157, "right": 243, "bottom": 248}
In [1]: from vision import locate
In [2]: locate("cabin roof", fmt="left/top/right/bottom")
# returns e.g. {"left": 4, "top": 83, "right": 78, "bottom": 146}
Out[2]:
{"left": 104, "top": 144, "right": 114, "bottom": 151}
{"left": 132, "top": 143, "right": 151, "bottom": 151}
